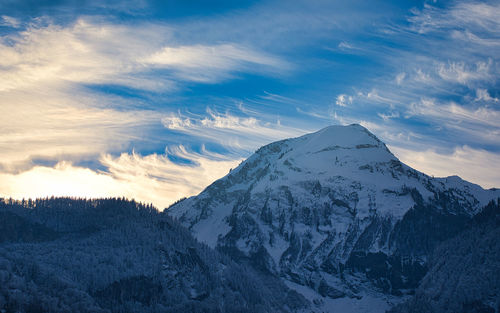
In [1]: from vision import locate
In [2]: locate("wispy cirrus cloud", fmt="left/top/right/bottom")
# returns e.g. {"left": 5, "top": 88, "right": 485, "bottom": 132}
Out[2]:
{"left": 408, "top": 2, "right": 500, "bottom": 36}
{"left": 329, "top": 1, "right": 500, "bottom": 185}
{"left": 0, "top": 17, "right": 287, "bottom": 92}
{"left": 408, "top": 98, "right": 500, "bottom": 129}
{"left": 0, "top": 18, "right": 171, "bottom": 92}
{"left": 475, "top": 88, "right": 499, "bottom": 102}
{"left": 0, "top": 15, "right": 291, "bottom": 207}
{"left": 162, "top": 108, "right": 310, "bottom": 153}
{"left": 0, "top": 90, "right": 156, "bottom": 172}
{"left": 0, "top": 15, "right": 20, "bottom": 28}
{"left": 335, "top": 94, "right": 353, "bottom": 107}
{"left": 437, "top": 59, "right": 493, "bottom": 86}
{"left": 142, "top": 44, "right": 289, "bottom": 83}
{"left": 0, "top": 17, "right": 289, "bottom": 170}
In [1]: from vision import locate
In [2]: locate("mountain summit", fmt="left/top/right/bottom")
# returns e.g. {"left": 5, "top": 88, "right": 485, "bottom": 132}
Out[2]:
{"left": 168, "top": 124, "right": 499, "bottom": 312}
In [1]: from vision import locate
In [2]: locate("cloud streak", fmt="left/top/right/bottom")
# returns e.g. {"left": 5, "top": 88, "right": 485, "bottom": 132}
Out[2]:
{"left": 0, "top": 17, "right": 287, "bottom": 92}
{"left": 437, "top": 59, "right": 493, "bottom": 86}
{"left": 335, "top": 94, "right": 353, "bottom": 107}
{"left": 0, "top": 17, "right": 289, "bottom": 170}
{"left": 409, "top": 2, "right": 500, "bottom": 36}
{"left": 0, "top": 88, "right": 157, "bottom": 172}
{"left": 142, "top": 44, "right": 289, "bottom": 82}
{"left": 0, "top": 15, "right": 20, "bottom": 28}
{"left": 162, "top": 108, "right": 310, "bottom": 153}
{"left": 0, "top": 15, "right": 292, "bottom": 206}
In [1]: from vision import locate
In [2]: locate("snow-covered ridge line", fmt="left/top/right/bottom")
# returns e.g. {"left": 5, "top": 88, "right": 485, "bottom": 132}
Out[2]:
{"left": 168, "top": 124, "right": 500, "bottom": 313}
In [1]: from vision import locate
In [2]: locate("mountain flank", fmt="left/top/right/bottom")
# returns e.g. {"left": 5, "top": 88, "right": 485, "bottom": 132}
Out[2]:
{"left": 168, "top": 124, "right": 500, "bottom": 312}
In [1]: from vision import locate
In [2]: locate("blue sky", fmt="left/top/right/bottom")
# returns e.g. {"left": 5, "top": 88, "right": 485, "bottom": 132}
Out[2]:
{"left": 0, "top": 0, "right": 499, "bottom": 208}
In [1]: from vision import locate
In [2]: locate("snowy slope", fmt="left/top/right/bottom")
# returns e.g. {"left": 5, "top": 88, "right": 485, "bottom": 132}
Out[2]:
{"left": 168, "top": 124, "right": 500, "bottom": 313}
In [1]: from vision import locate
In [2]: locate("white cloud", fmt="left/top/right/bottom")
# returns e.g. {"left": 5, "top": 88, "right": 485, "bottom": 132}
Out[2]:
{"left": 437, "top": 60, "right": 492, "bottom": 85}
{"left": 142, "top": 44, "right": 288, "bottom": 82}
{"left": 0, "top": 162, "right": 122, "bottom": 200}
{"left": 395, "top": 72, "right": 406, "bottom": 85}
{"left": 0, "top": 88, "right": 157, "bottom": 172}
{"left": 391, "top": 145, "right": 500, "bottom": 189}
{"left": 377, "top": 111, "right": 399, "bottom": 121}
{"left": 399, "top": 2, "right": 500, "bottom": 91}
{"left": 0, "top": 18, "right": 286, "bottom": 92}
{"left": 100, "top": 148, "right": 242, "bottom": 208}
{"left": 341, "top": 0, "right": 500, "bottom": 151}
{"left": 0, "top": 17, "right": 289, "bottom": 172}
{"left": 335, "top": 94, "right": 353, "bottom": 107}
{"left": 171, "top": 1, "right": 383, "bottom": 53}
{"left": 356, "top": 89, "right": 398, "bottom": 106}
{"left": 162, "top": 109, "right": 309, "bottom": 152}
{"left": 414, "top": 68, "right": 433, "bottom": 84}
{"left": 338, "top": 41, "right": 354, "bottom": 50}
{"left": 409, "top": 98, "right": 500, "bottom": 128}
{"left": 0, "top": 18, "right": 172, "bottom": 92}
{"left": 0, "top": 15, "right": 20, "bottom": 28}
{"left": 449, "top": 2, "right": 500, "bottom": 35}
{"left": 451, "top": 30, "right": 500, "bottom": 47}
{"left": 475, "top": 88, "right": 499, "bottom": 102}
{"left": 0, "top": 18, "right": 169, "bottom": 173}
{"left": 161, "top": 114, "right": 193, "bottom": 130}
{"left": 409, "top": 2, "right": 500, "bottom": 36}
{"left": 0, "top": 16, "right": 294, "bottom": 206}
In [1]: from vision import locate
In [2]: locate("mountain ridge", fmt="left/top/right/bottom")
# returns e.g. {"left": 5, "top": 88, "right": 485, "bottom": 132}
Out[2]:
{"left": 168, "top": 124, "right": 500, "bottom": 312}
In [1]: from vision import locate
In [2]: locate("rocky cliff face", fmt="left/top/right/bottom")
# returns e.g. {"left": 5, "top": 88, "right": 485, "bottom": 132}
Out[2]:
{"left": 168, "top": 124, "right": 500, "bottom": 312}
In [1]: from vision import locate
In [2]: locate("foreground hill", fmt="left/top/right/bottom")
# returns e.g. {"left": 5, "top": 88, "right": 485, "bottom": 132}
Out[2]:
{"left": 0, "top": 198, "right": 306, "bottom": 313}
{"left": 168, "top": 124, "right": 500, "bottom": 312}
{"left": 390, "top": 199, "right": 500, "bottom": 313}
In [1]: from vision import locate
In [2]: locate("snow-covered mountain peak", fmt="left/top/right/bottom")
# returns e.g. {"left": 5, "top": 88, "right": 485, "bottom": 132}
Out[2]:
{"left": 168, "top": 124, "right": 500, "bottom": 313}
{"left": 255, "top": 123, "right": 388, "bottom": 158}
{"left": 232, "top": 124, "right": 399, "bottom": 202}
{"left": 246, "top": 124, "right": 395, "bottom": 180}
{"left": 299, "top": 124, "right": 383, "bottom": 150}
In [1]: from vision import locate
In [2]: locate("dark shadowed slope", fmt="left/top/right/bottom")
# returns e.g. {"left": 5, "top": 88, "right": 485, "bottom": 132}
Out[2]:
{"left": 390, "top": 199, "right": 500, "bottom": 313}
{"left": 0, "top": 198, "right": 307, "bottom": 313}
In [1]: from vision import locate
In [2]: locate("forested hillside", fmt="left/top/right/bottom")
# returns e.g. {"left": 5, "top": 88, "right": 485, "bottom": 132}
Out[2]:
{"left": 390, "top": 199, "right": 500, "bottom": 313}
{"left": 0, "top": 197, "right": 306, "bottom": 313}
